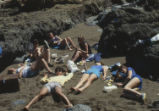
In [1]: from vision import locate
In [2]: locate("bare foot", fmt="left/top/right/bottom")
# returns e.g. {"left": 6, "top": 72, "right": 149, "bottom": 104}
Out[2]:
{"left": 23, "top": 107, "right": 29, "bottom": 111}
{"left": 70, "top": 87, "right": 78, "bottom": 92}
{"left": 69, "top": 48, "right": 73, "bottom": 51}
{"left": 65, "top": 104, "right": 73, "bottom": 108}
{"left": 75, "top": 89, "right": 82, "bottom": 95}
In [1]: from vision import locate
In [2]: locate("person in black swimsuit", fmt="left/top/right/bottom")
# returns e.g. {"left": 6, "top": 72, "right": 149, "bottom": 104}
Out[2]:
{"left": 72, "top": 36, "right": 92, "bottom": 62}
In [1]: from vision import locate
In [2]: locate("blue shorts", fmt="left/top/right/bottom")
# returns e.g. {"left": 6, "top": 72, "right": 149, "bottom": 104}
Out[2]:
{"left": 85, "top": 70, "right": 101, "bottom": 78}
{"left": 132, "top": 75, "right": 142, "bottom": 90}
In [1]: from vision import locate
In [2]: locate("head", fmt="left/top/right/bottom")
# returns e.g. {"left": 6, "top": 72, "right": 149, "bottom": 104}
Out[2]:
{"left": 78, "top": 36, "right": 85, "bottom": 44}
{"left": 33, "top": 39, "right": 39, "bottom": 48}
{"left": 119, "top": 65, "right": 128, "bottom": 73}
{"left": 49, "top": 32, "right": 54, "bottom": 39}
{"left": 55, "top": 66, "right": 66, "bottom": 76}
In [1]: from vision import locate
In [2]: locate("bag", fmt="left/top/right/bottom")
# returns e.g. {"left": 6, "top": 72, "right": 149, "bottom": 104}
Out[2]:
{"left": 67, "top": 60, "right": 79, "bottom": 73}
{"left": 103, "top": 85, "right": 117, "bottom": 93}
{"left": 0, "top": 75, "right": 19, "bottom": 93}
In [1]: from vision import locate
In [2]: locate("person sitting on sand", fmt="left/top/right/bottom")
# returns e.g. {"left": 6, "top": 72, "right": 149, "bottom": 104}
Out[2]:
{"left": 23, "top": 66, "right": 73, "bottom": 111}
{"left": 24, "top": 39, "right": 52, "bottom": 67}
{"left": 8, "top": 44, "right": 53, "bottom": 78}
{"left": 71, "top": 36, "right": 92, "bottom": 62}
{"left": 70, "top": 57, "right": 107, "bottom": 94}
{"left": 48, "top": 32, "right": 76, "bottom": 50}
{"left": 115, "top": 65, "right": 146, "bottom": 102}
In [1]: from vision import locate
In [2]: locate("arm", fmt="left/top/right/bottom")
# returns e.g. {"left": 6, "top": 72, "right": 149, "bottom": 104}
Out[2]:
{"left": 18, "top": 66, "right": 25, "bottom": 78}
{"left": 79, "top": 43, "right": 89, "bottom": 54}
{"left": 123, "top": 70, "right": 132, "bottom": 86}
{"left": 102, "top": 66, "right": 108, "bottom": 80}
{"left": 115, "top": 70, "right": 124, "bottom": 87}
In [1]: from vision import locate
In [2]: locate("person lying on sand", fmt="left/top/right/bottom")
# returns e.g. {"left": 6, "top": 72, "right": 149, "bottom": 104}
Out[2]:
{"left": 115, "top": 65, "right": 146, "bottom": 103}
{"left": 48, "top": 32, "right": 76, "bottom": 50}
{"left": 8, "top": 43, "right": 53, "bottom": 78}
{"left": 70, "top": 58, "right": 108, "bottom": 94}
{"left": 71, "top": 36, "right": 92, "bottom": 62}
{"left": 23, "top": 67, "right": 73, "bottom": 111}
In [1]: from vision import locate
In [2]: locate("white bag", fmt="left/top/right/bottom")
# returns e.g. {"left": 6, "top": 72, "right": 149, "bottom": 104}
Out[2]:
{"left": 67, "top": 60, "right": 79, "bottom": 73}
{"left": 103, "top": 85, "right": 117, "bottom": 93}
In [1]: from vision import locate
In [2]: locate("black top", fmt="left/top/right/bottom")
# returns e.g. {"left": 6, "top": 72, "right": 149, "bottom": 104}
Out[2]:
{"left": 79, "top": 41, "right": 92, "bottom": 54}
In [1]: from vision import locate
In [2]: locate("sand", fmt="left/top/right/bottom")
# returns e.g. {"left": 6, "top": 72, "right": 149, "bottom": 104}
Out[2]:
{"left": 0, "top": 23, "right": 159, "bottom": 111}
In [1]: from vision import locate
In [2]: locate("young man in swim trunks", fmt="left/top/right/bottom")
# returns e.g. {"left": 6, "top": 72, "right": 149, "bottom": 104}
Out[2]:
{"left": 23, "top": 67, "right": 73, "bottom": 111}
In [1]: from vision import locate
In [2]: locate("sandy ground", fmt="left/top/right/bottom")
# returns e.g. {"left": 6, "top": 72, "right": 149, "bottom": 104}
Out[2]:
{"left": 0, "top": 23, "right": 159, "bottom": 111}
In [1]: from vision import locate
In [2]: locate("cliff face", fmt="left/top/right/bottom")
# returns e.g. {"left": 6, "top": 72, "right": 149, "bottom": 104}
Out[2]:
{"left": 98, "top": 0, "right": 159, "bottom": 78}
{"left": 0, "top": 0, "right": 110, "bottom": 72}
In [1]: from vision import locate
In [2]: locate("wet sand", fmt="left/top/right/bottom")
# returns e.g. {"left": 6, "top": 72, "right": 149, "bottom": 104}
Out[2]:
{"left": 0, "top": 23, "right": 159, "bottom": 111}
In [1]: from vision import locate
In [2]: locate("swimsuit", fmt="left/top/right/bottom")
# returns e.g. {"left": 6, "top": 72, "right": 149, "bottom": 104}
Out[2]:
{"left": 128, "top": 67, "right": 142, "bottom": 90}
{"left": 79, "top": 42, "right": 92, "bottom": 54}
{"left": 85, "top": 65, "right": 103, "bottom": 78}
{"left": 44, "top": 82, "right": 61, "bottom": 93}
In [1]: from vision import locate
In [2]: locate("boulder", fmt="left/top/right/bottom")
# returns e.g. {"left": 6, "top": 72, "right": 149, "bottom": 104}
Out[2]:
{"left": 98, "top": 7, "right": 159, "bottom": 78}
{"left": 63, "top": 104, "right": 92, "bottom": 111}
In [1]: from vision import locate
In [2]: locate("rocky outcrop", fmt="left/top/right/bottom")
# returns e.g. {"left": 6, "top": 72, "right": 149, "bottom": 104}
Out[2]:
{"left": 98, "top": 7, "right": 159, "bottom": 78}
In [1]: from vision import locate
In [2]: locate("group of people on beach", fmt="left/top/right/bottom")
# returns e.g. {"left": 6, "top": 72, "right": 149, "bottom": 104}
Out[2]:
{"left": 5, "top": 32, "right": 146, "bottom": 111}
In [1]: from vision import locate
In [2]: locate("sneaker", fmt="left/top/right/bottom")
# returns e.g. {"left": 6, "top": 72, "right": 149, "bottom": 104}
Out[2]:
{"left": 44, "top": 40, "right": 50, "bottom": 49}
{"left": 141, "top": 93, "right": 146, "bottom": 103}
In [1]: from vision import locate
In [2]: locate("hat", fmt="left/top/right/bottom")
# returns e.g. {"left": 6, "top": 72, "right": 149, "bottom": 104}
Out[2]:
{"left": 0, "top": 46, "right": 2, "bottom": 56}
{"left": 94, "top": 53, "right": 102, "bottom": 62}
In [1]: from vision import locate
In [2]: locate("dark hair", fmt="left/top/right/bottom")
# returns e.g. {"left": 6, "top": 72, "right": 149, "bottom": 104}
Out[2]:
{"left": 118, "top": 65, "right": 127, "bottom": 72}
{"left": 78, "top": 36, "right": 85, "bottom": 42}
{"left": 95, "top": 61, "right": 104, "bottom": 65}
{"left": 33, "top": 39, "right": 39, "bottom": 45}
{"left": 55, "top": 66, "right": 66, "bottom": 73}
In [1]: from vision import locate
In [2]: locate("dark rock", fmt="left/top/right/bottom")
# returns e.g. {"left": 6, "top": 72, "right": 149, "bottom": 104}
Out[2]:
{"left": 98, "top": 7, "right": 159, "bottom": 78}
{"left": 63, "top": 104, "right": 92, "bottom": 111}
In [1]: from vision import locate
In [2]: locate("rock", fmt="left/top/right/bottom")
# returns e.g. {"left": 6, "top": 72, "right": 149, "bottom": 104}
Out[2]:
{"left": 63, "top": 104, "right": 92, "bottom": 111}
{"left": 98, "top": 7, "right": 159, "bottom": 77}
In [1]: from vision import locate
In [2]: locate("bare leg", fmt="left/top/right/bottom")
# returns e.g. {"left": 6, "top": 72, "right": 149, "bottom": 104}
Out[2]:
{"left": 61, "top": 38, "right": 72, "bottom": 50}
{"left": 24, "top": 87, "right": 49, "bottom": 110}
{"left": 123, "top": 77, "right": 142, "bottom": 98}
{"left": 78, "top": 74, "right": 97, "bottom": 92}
{"left": 73, "top": 74, "right": 89, "bottom": 90}
{"left": 71, "top": 50, "right": 82, "bottom": 62}
{"left": 39, "top": 58, "right": 52, "bottom": 73}
{"left": 45, "top": 49, "right": 51, "bottom": 63}
{"left": 66, "top": 37, "right": 76, "bottom": 49}
{"left": 55, "top": 86, "right": 73, "bottom": 107}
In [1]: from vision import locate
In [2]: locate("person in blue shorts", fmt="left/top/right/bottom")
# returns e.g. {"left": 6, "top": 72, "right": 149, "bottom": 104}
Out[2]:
{"left": 115, "top": 65, "right": 146, "bottom": 103}
{"left": 70, "top": 57, "right": 108, "bottom": 94}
